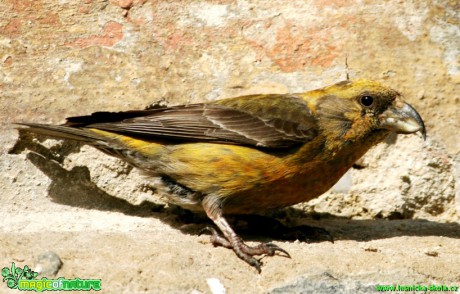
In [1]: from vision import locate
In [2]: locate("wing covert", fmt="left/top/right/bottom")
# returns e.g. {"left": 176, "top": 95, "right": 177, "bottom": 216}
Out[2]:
{"left": 66, "top": 94, "right": 318, "bottom": 148}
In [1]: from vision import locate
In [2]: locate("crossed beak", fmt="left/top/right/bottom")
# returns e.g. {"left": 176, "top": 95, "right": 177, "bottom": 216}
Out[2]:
{"left": 379, "top": 99, "right": 426, "bottom": 140}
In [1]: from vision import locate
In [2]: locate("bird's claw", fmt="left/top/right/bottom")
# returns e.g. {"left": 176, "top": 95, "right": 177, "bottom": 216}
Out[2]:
{"left": 255, "top": 242, "right": 291, "bottom": 258}
{"left": 232, "top": 241, "right": 290, "bottom": 273}
{"left": 198, "top": 226, "right": 214, "bottom": 236}
{"left": 199, "top": 226, "right": 232, "bottom": 248}
{"left": 200, "top": 225, "right": 290, "bottom": 273}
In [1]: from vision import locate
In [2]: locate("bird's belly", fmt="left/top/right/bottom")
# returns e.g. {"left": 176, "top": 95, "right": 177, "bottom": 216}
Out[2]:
{"left": 221, "top": 159, "right": 351, "bottom": 214}
{"left": 157, "top": 141, "right": 362, "bottom": 215}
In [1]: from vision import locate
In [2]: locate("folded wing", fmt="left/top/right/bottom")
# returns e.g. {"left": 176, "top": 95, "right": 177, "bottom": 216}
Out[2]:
{"left": 65, "top": 94, "right": 318, "bottom": 149}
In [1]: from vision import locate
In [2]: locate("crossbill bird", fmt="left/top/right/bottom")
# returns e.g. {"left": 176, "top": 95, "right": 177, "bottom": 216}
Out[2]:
{"left": 17, "top": 79, "right": 426, "bottom": 272}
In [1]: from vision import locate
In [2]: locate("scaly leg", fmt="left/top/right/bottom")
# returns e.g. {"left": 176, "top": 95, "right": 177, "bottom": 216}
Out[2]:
{"left": 201, "top": 197, "right": 290, "bottom": 272}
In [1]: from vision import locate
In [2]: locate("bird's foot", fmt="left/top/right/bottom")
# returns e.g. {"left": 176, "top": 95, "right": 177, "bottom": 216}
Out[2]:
{"left": 199, "top": 226, "right": 290, "bottom": 273}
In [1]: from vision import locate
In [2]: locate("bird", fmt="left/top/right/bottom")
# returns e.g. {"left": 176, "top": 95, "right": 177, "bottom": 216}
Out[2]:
{"left": 16, "top": 79, "right": 426, "bottom": 272}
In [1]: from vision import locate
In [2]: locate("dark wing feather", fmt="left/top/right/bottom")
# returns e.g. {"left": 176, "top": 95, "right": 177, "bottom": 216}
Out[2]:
{"left": 65, "top": 94, "right": 318, "bottom": 149}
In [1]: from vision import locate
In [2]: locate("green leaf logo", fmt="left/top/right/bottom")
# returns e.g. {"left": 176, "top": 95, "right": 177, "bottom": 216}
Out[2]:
{"left": 1, "top": 262, "right": 39, "bottom": 289}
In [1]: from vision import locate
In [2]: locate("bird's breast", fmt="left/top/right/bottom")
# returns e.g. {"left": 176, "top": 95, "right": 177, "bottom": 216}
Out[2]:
{"left": 220, "top": 132, "right": 388, "bottom": 214}
{"left": 220, "top": 155, "right": 353, "bottom": 214}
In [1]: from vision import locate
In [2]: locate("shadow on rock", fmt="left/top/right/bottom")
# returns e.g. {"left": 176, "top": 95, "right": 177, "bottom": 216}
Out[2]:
{"left": 9, "top": 131, "right": 162, "bottom": 217}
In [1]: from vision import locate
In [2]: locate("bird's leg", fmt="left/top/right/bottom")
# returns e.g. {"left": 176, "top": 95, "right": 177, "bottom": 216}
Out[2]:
{"left": 201, "top": 197, "right": 290, "bottom": 272}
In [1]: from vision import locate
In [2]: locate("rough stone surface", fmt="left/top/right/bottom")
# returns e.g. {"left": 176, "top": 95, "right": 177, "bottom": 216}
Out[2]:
{"left": 1, "top": 0, "right": 459, "bottom": 293}
{"left": 34, "top": 251, "right": 63, "bottom": 276}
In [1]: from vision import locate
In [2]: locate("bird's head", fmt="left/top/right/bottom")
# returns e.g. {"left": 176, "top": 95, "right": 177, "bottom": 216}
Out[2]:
{"left": 311, "top": 79, "right": 426, "bottom": 147}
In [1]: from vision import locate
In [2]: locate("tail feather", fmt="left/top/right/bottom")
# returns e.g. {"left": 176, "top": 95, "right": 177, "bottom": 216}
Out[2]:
{"left": 16, "top": 122, "right": 165, "bottom": 170}
{"left": 15, "top": 123, "right": 105, "bottom": 144}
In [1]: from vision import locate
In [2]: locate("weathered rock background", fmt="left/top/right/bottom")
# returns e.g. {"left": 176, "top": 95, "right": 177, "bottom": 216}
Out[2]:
{"left": 1, "top": 0, "right": 459, "bottom": 293}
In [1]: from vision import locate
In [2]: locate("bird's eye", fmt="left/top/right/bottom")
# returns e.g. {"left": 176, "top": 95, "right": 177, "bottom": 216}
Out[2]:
{"left": 360, "top": 95, "right": 374, "bottom": 107}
